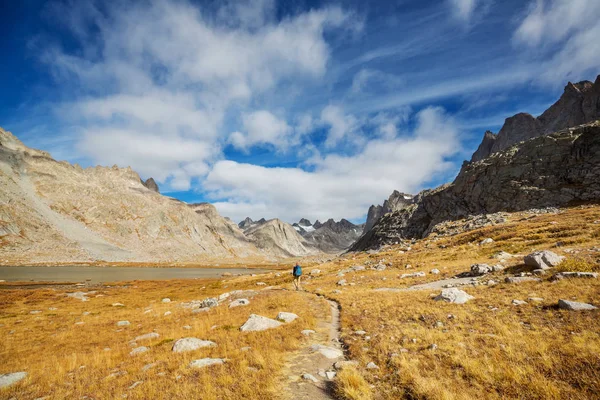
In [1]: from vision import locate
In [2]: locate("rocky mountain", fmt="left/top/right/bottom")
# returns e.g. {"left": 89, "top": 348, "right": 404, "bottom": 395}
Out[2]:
{"left": 363, "top": 190, "right": 414, "bottom": 233}
{"left": 352, "top": 119, "right": 600, "bottom": 250}
{"left": 300, "top": 218, "right": 363, "bottom": 253}
{"left": 471, "top": 75, "right": 600, "bottom": 162}
{"left": 243, "top": 218, "right": 318, "bottom": 258}
{"left": 142, "top": 177, "right": 159, "bottom": 193}
{"left": 0, "top": 127, "right": 313, "bottom": 264}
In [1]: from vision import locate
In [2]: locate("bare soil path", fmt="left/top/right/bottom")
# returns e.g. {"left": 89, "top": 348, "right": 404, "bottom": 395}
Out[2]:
{"left": 279, "top": 292, "right": 344, "bottom": 400}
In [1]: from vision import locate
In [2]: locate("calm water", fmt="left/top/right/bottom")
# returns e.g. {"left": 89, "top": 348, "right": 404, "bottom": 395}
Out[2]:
{"left": 0, "top": 266, "right": 269, "bottom": 283}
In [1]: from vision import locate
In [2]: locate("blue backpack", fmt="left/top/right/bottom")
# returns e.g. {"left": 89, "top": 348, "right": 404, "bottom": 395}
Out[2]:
{"left": 293, "top": 265, "right": 302, "bottom": 277}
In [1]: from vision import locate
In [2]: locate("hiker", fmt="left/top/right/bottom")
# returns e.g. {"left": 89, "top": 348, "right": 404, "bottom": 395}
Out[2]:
{"left": 292, "top": 263, "right": 302, "bottom": 291}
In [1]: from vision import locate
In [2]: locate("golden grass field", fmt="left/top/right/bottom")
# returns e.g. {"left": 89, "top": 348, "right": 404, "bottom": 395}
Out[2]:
{"left": 2, "top": 205, "right": 600, "bottom": 399}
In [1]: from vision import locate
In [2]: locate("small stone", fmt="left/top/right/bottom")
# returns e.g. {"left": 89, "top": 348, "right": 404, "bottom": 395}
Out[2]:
{"left": 310, "top": 269, "right": 321, "bottom": 275}
{"left": 240, "top": 347, "right": 251, "bottom": 352}
{"left": 354, "top": 330, "right": 367, "bottom": 336}
{"left": 30, "top": 310, "right": 42, "bottom": 314}
{"left": 256, "top": 282, "right": 266, "bottom": 286}
{"left": 337, "top": 279, "right": 347, "bottom": 286}
{"left": 430, "top": 269, "right": 440, "bottom": 274}
{"left": 128, "top": 381, "right": 143, "bottom": 390}
{"left": 301, "top": 329, "right": 315, "bottom": 336}
{"left": 240, "top": 314, "right": 283, "bottom": 332}
{"left": 164, "top": 311, "right": 172, "bottom": 316}
{"left": 558, "top": 299, "right": 597, "bottom": 311}
{"left": 366, "top": 362, "right": 379, "bottom": 369}
{"left": 325, "top": 371, "right": 336, "bottom": 380}
{"left": 505, "top": 276, "right": 541, "bottom": 284}
{"left": 162, "top": 298, "right": 171, "bottom": 303}
{"left": 311, "top": 344, "right": 344, "bottom": 359}
{"left": 117, "top": 321, "right": 130, "bottom": 327}
{"left": 480, "top": 238, "right": 494, "bottom": 245}
{"left": 528, "top": 297, "right": 544, "bottom": 302}
{"left": 141, "top": 363, "right": 156, "bottom": 372}
{"left": 112, "top": 303, "right": 125, "bottom": 307}
{"left": 134, "top": 333, "right": 159, "bottom": 341}
{"left": 229, "top": 299, "right": 250, "bottom": 308}
{"left": 276, "top": 312, "right": 299, "bottom": 323}
{"left": 183, "top": 325, "right": 192, "bottom": 330}
{"left": 172, "top": 337, "right": 217, "bottom": 353}
{"left": 428, "top": 344, "right": 438, "bottom": 350}
{"left": 302, "top": 373, "right": 318, "bottom": 383}
{"left": 189, "top": 358, "right": 225, "bottom": 368}
{"left": 512, "top": 300, "right": 527, "bottom": 306}
{"left": 0, "top": 372, "right": 27, "bottom": 388}
{"left": 218, "top": 293, "right": 230, "bottom": 301}
{"left": 130, "top": 347, "right": 148, "bottom": 356}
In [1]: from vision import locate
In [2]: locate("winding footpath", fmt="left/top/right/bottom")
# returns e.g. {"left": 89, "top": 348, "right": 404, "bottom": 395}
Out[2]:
{"left": 279, "top": 292, "right": 344, "bottom": 400}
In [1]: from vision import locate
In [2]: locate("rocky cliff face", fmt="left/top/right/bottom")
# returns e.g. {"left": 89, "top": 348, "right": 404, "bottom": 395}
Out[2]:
{"left": 363, "top": 190, "right": 414, "bottom": 233}
{"left": 0, "top": 127, "right": 312, "bottom": 264}
{"left": 142, "top": 177, "right": 160, "bottom": 193}
{"left": 352, "top": 120, "right": 600, "bottom": 250}
{"left": 471, "top": 75, "right": 600, "bottom": 162}
{"left": 300, "top": 218, "right": 363, "bottom": 253}
{"left": 243, "top": 219, "right": 318, "bottom": 258}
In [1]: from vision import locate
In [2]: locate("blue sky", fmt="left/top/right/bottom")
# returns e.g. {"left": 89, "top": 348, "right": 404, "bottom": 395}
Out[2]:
{"left": 1, "top": 0, "right": 599, "bottom": 223}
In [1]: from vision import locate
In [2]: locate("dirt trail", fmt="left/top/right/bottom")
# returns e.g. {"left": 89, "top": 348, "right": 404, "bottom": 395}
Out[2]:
{"left": 279, "top": 293, "right": 344, "bottom": 400}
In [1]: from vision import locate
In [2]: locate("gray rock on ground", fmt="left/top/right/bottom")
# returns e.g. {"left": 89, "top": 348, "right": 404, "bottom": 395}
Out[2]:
{"left": 116, "top": 321, "right": 130, "bottom": 327}
{"left": 172, "top": 337, "right": 217, "bottom": 353}
{"left": 229, "top": 299, "right": 250, "bottom": 308}
{"left": 311, "top": 344, "right": 344, "bottom": 359}
{"left": 0, "top": 372, "right": 27, "bottom": 388}
{"left": 301, "top": 329, "right": 315, "bottom": 336}
{"left": 302, "top": 373, "right": 319, "bottom": 383}
{"left": 470, "top": 264, "right": 493, "bottom": 276}
{"left": 552, "top": 272, "right": 598, "bottom": 280}
{"left": 434, "top": 288, "right": 474, "bottom": 304}
{"left": 524, "top": 250, "right": 565, "bottom": 269}
{"left": 200, "top": 298, "right": 219, "bottom": 308}
{"left": 505, "top": 276, "right": 542, "bottom": 284}
{"left": 189, "top": 358, "right": 226, "bottom": 368}
{"left": 558, "top": 299, "right": 597, "bottom": 310}
{"left": 130, "top": 346, "right": 148, "bottom": 356}
{"left": 276, "top": 312, "right": 299, "bottom": 323}
{"left": 240, "top": 314, "right": 283, "bottom": 332}
{"left": 134, "top": 332, "right": 159, "bottom": 341}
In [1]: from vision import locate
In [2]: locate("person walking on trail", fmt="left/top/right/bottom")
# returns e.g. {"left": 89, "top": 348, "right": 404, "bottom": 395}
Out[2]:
{"left": 292, "top": 263, "right": 302, "bottom": 291}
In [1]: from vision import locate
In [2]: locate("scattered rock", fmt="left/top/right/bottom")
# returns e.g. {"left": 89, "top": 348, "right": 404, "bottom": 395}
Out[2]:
{"left": 354, "top": 330, "right": 367, "bottom": 336}
{"left": 229, "top": 299, "right": 250, "bottom": 308}
{"left": 130, "top": 347, "right": 148, "bottom": 356}
{"left": 558, "top": 299, "right": 597, "bottom": 311}
{"left": 189, "top": 358, "right": 225, "bottom": 369}
{"left": 134, "top": 333, "right": 159, "bottom": 342}
{"left": 128, "top": 381, "right": 143, "bottom": 390}
{"left": 172, "top": 338, "right": 217, "bottom": 353}
{"left": 512, "top": 300, "right": 527, "bottom": 306}
{"left": 532, "top": 269, "right": 547, "bottom": 276}
{"left": 504, "top": 276, "right": 542, "bottom": 284}
{"left": 434, "top": 288, "right": 474, "bottom": 304}
{"left": 470, "top": 264, "right": 493, "bottom": 276}
{"left": 256, "top": 282, "right": 266, "bottom": 286}
{"left": 218, "top": 293, "right": 230, "bottom": 301}
{"left": 310, "top": 269, "right": 321, "bottom": 275}
{"left": 240, "top": 347, "right": 251, "bottom": 352}
{"left": 428, "top": 344, "right": 438, "bottom": 350}
{"left": 528, "top": 297, "right": 544, "bottom": 302}
{"left": 430, "top": 269, "right": 440, "bottom": 274}
{"left": 183, "top": 325, "right": 191, "bottom": 330}
{"left": 301, "top": 329, "right": 315, "bottom": 336}
{"left": 366, "top": 362, "right": 379, "bottom": 369}
{"left": 30, "top": 310, "right": 42, "bottom": 314}
{"left": 325, "top": 371, "right": 336, "bottom": 380}
{"left": 112, "top": 303, "right": 125, "bottom": 307}
{"left": 66, "top": 292, "right": 89, "bottom": 301}
{"left": 552, "top": 272, "right": 598, "bottom": 281}
{"left": 162, "top": 298, "right": 171, "bottom": 303}
{"left": 400, "top": 272, "right": 426, "bottom": 278}
{"left": 141, "top": 363, "right": 156, "bottom": 372}
{"left": 493, "top": 251, "right": 513, "bottom": 260}
{"left": 240, "top": 314, "right": 283, "bottom": 332}
{"left": 302, "top": 373, "right": 318, "bottom": 383}
{"left": 337, "top": 279, "right": 347, "bottom": 286}
{"left": 164, "top": 311, "right": 172, "bottom": 316}
{"left": 276, "top": 312, "right": 299, "bottom": 323}
{"left": 0, "top": 372, "right": 27, "bottom": 388}
{"left": 524, "top": 250, "right": 565, "bottom": 270}
{"left": 311, "top": 344, "right": 344, "bottom": 359}
{"left": 200, "top": 298, "right": 219, "bottom": 308}
{"left": 117, "top": 321, "right": 131, "bottom": 327}
{"left": 480, "top": 238, "right": 494, "bottom": 245}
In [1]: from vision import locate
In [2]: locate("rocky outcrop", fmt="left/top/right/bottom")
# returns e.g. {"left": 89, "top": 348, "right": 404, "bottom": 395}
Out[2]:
{"left": 142, "top": 177, "right": 159, "bottom": 193}
{"left": 471, "top": 75, "right": 600, "bottom": 162}
{"left": 352, "top": 120, "right": 600, "bottom": 250}
{"left": 302, "top": 218, "right": 362, "bottom": 253}
{"left": 363, "top": 190, "right": 414, "bottom": 233}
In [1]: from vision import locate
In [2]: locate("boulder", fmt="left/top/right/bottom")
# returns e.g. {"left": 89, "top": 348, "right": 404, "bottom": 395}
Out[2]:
{"left": 0, "top": 372, "right": 27, "bottom": 388}
{"left": 480, "top": 238, "right": 494, "bottom": 245}
{"left": 189, "top": 358, "right": 225, "bottom": 368}
{"left": 310, "top": 269, "right": 321, "bottom": 275}
{"left": 172, "top": 337, "right": 217, "bottom": 353}
{"left": 434, "top": 288, "right": 474, "bottom": 304}
{"left": 229, "top": 299, "right": 250, "bottom": 308}
{"left": 240, "top": 314, "right": 283, "bottom": 332}
{"left": 276, "top": 312, "right": 299, "bottom": 323}
{"left": 470, "top": 264, "right": 493, "bottom": 276}
{"left": 200, "top": 298, "right": 219, "bottom": 308}
{"left": 558, "top": 299, "right": 597, "bottom": 310}
{"left": 524, "top": 250, "right": 564, "bottom": 270}
{"left": 430, "top": 269, "right": 440, "bottom": 274}
{"left": 504, "top": 276, "right": 542, "bottom": 284}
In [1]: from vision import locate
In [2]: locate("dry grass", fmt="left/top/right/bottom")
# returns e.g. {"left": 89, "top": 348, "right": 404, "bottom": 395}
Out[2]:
{"left": 0, "top": 277, "right": 329, "bottom": 399}
{"left": 2, "top": 205, "right": 600, "bottom": 399}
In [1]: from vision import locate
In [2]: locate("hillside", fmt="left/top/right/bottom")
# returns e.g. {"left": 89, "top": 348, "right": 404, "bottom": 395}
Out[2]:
{"left": 243, "top": 219, "right": 319, "bottom": 258}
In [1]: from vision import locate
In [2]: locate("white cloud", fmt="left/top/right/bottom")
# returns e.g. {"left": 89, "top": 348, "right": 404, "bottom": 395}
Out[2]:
{"left": 513, "top": 0, "right": 600, "bottom": 83}
{"left": 449, "top": 0, "right": 478, "bottom": 22}
{"left": 42, "top": 0, "right": 359, "bottom": 190}
{"left": 320, "top": 105, "right": 360, "bottom": 148}
{"left": 230, "top": 110, "right": 292, "bottom": 151}
{"left": 205, "top": 107, "right": 459, "bottom": 222}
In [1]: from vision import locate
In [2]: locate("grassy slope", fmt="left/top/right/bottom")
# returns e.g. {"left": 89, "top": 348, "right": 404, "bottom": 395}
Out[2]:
{"left": 1, "top": 205, "right": 599, "bottom": 399}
